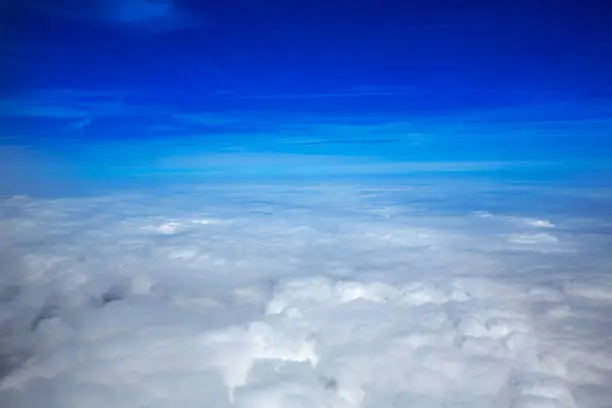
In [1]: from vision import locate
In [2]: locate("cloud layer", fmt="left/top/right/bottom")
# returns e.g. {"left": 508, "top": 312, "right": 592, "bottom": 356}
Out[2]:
{"left": 1, "top": 182, "right": 611, "bottom": 407}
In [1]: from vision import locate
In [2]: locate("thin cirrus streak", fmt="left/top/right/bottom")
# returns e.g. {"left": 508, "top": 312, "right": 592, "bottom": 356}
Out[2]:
{"left": 235, "top": 90, "right": 420, "bottom": 100}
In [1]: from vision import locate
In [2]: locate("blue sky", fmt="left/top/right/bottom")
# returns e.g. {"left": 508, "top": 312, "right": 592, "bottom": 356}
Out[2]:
{"left": 4, "top": 4, "right": 612, "bottom": 406}
{"left": 1, "top": 0, "right": 612, "bottom": 185}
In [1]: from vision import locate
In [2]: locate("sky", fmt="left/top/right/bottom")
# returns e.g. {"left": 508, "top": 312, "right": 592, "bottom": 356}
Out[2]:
{"left": 2, "top": 3, "right": 612, "bottom": 408}
{"left": 1, "top": 0, "right": 612, "bottom": 190}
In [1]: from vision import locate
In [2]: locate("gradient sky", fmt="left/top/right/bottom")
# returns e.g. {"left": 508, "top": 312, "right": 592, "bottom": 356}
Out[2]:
{"left": 1, "top": 0, "right": 612, "bottom": 185}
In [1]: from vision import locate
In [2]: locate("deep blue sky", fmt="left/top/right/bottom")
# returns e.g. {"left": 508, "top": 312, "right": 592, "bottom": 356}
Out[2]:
{"left": 1, "top": 0, "right": 611, "bottom": 183}
{"left": 6, "top": 1, "right": 612, "bottom": 99}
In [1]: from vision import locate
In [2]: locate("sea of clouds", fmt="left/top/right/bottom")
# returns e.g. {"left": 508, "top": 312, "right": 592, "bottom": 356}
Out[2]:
{"left": 1, "top": 180, "right": 611, "bottom": 408}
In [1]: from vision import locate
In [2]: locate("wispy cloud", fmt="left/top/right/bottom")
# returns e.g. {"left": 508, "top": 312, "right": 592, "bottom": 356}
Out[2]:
{"left": 173, "top": 113, "right": 245, "bottom": 127}
{"left": 22, "top": 0, "right": 200, "bottom": 32}
{"left": 0, "top": 89, "right": 172, "bottom": 131}
{"left": 1, "top": 89, "right": 121, "bottom": 119}
{"left": 153, "top": 151, "right": 558, "bottom": 177}
{"left": 111, "top": 0, "right": 175, "bottom": 23}
{"left": 272, "top": 122, "right": 437, "bottom": 147}
{"left": 105, "top": 0, "right": 200, "bottom": 31}
{"left": 0, "top": 100, "right": 89, "bottom": 119}
{"left": 236, "top": 86, "right": 419, "bottom": 100}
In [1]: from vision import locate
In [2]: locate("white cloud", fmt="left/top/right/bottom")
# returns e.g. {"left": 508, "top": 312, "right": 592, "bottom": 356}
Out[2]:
{"left": 1, "top": 182, "right": 611, "bottom": 407}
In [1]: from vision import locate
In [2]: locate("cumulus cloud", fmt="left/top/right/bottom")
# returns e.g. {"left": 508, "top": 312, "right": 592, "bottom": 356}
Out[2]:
{"left": 1, "top": 182, "right": 611, "bottom": 408}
